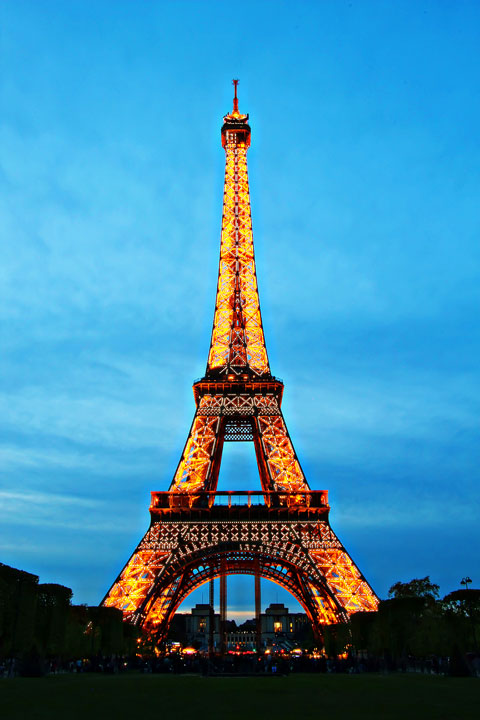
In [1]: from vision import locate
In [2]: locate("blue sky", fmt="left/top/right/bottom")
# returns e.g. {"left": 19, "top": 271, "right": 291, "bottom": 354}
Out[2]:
{"left": 1, "top": 1, "right": 479, "bottom": 620}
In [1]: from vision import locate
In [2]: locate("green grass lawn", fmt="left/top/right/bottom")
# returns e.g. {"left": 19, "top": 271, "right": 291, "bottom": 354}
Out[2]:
{"left": 1, "top": 673, "right": 478, "bottom": 720}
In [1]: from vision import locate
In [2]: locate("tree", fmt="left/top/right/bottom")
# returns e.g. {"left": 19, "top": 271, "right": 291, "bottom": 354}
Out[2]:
{"left": 443, "top": 588, "right": 480, "bottom": 611}
{"left": 0, "top": 563, "right": 39, "bottom": 659}
{"left": 442, "top": 589, "right": 480, "bottom": 656}
{"left": 323, "top": 622, "right": 350, "bottom": 658}
{"left": 350, "top": 611, "right": 378, "bottom": 656}
{"left": 35, "top": 583, "right": 73, "bottom": 658}
{"left": 388, "top": 576, "right": 439, "bottom": 600}
{"left": 372, "top": 577, "right": 444, "bottom": 665}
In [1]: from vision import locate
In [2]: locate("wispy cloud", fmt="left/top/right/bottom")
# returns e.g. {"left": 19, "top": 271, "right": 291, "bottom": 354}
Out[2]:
{"left": 0, "top": 488, "right": 137, "bottom": 534}
{"left": 0, "top": 378, "right": 185, "bottom": 452}
{"left": 333, "top": 496, "right": 478, "bottom": 530}
{"left": 0, "top": 489, "right": 99, "bottom": 507}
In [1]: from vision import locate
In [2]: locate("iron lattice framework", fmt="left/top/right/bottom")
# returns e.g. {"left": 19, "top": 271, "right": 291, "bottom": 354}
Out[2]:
{"left": 102, "top": 82, "right": 378, "bottom": 642}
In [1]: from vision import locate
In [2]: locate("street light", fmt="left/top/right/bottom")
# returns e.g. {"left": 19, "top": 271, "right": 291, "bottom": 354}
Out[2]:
{"left": 460, "top": 576, "right": 472, "bottom": 590}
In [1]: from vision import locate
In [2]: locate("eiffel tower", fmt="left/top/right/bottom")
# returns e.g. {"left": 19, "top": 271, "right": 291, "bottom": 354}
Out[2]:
{"left": 102, "top": 81, "right": 378, "bottom": 643}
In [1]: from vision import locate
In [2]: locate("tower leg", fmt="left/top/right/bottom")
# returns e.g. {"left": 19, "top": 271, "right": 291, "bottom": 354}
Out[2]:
{"left": 220, "top": 570, "right": 226, "bottom": 657}
{"left": 209, "top": 579, "right": 215, "bottom": 658}
{"left": 255, "top": 570, "right": 262, "bottom": 655}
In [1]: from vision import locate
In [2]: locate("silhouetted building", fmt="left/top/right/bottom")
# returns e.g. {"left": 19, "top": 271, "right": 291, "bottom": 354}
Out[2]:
{"left": 184, "top": 604, "right": 220, "bottom": 649}
{"left": 260, "top": 603, "right": 309, "bottom": 649}
{"left": 174, "top": 601, "right": 308, "bottom": 651}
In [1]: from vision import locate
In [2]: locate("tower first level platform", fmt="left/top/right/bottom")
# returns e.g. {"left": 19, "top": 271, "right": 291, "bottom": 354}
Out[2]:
{"left": 104, "top": 491, "right": 378, "bottom": 641}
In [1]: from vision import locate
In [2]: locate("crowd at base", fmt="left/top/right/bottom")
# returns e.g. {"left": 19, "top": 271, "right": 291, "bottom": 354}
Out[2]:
{"left": 2, "top": 652, "right": 479, "bottom": 678}
{"left": 139, "top": 653, "right": 480, "bottom": 677}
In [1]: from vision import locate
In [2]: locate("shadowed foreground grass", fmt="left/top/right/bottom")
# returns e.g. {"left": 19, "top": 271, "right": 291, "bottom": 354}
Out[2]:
{"left": 2, "top": 673, "right": 478, "bottom": 720}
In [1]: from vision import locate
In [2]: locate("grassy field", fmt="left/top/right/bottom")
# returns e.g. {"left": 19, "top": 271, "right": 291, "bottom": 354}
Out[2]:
{"left": 1, "top": 672, "right": 478, "bottom": 720}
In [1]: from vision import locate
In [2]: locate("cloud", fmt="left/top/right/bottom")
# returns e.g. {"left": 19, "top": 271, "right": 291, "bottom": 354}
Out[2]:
{"left": 0, "top": 355, "right": 191, "bottom": 452}
{"left": 333, "top": 495, "right": 478, "bottom": 531}
{"left": 0, "top": 488, "right": 130, "bottom": 531}
{"left": 0, "top": 489, "right": 99, "bottom": 508}
{"left": 0, "top": 445, "right": 110, "bottom": 472}
{"left": 0, "top": 123, "right": 215, "bottom": 328}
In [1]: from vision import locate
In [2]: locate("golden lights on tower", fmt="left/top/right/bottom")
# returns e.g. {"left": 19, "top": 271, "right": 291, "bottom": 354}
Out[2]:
{"left": 102, "top": 82, "right": 379, "bottom": 643}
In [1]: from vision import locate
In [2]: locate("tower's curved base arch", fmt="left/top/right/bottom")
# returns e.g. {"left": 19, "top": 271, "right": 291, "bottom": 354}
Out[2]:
{"left": 141, "top": 546, "right": 343, "bottom": 643}
{"left": 103, "top": 514, "right": 378, "bottom": 645}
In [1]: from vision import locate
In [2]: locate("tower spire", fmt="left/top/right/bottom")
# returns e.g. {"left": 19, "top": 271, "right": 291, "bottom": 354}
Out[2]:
{"left": 209, "top": 82, "right": 265, "bottom": 376}
{"left": 232, "top": 78, "right": 239, "bottom": 114}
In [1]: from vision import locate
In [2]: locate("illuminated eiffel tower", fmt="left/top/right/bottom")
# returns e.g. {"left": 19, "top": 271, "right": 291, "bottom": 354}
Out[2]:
{"left": 102, "top": 82, "right": 378, "bottom": 643}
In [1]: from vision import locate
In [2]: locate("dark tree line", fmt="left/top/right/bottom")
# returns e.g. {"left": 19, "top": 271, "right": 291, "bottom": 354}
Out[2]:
{"left": 2, "top": 563, "right": 478, "bottom": 676}
{"left": 323, "top": 577, "right": 480, "bottom": 676}
{"left": 0, "top": 563, "right": 138, "bottom": 673}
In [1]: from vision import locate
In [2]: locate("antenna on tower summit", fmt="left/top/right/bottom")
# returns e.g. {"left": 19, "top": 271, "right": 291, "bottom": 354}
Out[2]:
{"left": 232, "top": 78, "right": 239, "bottom": 113}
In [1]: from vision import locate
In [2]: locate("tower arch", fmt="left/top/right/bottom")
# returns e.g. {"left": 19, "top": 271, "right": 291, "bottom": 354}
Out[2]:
{"left": 136, "top": 541, "right": 345, "bottom": 642}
